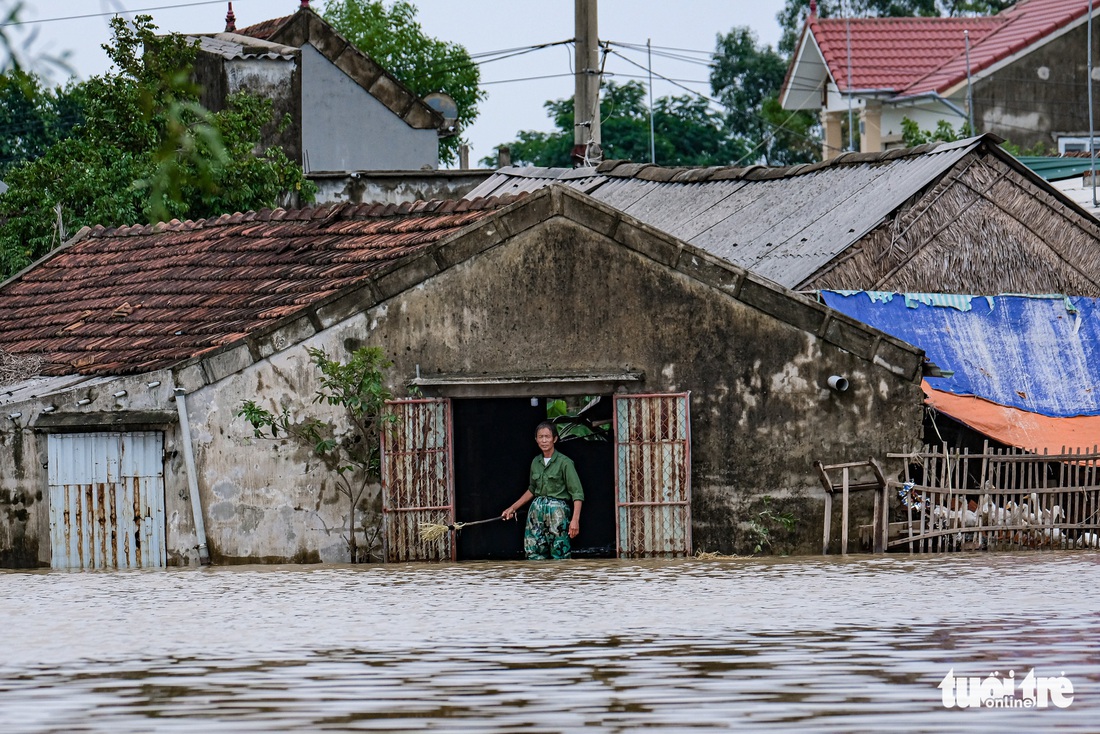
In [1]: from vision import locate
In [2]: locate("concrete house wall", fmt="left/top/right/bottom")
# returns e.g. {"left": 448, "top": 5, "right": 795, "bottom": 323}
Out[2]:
{"left": 973, "top": 21, "right": 1100, "bottom": 152}
{"left": 0, "top": 370, "right": 201, "bottom": 567}
{"left": 300, "top": 44, "right": 438, "bottom": 172}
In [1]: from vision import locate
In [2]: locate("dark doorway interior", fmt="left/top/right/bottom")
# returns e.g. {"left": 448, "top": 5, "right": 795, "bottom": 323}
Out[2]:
{"left": 452, "top": 396, "right": 615, "bottom": 560}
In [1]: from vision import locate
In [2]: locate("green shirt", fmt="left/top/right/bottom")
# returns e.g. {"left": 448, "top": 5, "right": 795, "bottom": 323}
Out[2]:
{"left": 529, "top": 451, "right": 584, "bottom": 502}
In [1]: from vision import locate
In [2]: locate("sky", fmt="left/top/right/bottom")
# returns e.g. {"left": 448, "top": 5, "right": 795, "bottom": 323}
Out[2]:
{"left": 4, "top": 0, "right": 790, "bottom": 167}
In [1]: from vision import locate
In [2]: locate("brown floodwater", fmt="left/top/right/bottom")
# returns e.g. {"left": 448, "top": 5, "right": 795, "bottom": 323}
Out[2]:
{"left": 2, "top": 552, "right": 1098, "bottom": 732}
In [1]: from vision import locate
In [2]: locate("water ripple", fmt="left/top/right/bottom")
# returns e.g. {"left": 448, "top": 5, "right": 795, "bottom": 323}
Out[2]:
{"left": 2, "top": 552, "right": 1098, "bottom": 732}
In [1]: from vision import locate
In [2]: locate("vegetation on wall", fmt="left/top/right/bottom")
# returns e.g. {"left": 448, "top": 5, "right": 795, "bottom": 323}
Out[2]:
{"left": 238, "top": 346, "right": 394, "bottom": 563}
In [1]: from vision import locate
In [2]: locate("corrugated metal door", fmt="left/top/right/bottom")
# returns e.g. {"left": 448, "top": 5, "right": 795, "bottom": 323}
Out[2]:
{"left": 614, "top": 393, "right": 692, "bottom": 558}
{"left": 47, "top": 431, "right": 167, "bottom": 569}
{"left": 381, "top": 399, "right": 454, "bottom": 562}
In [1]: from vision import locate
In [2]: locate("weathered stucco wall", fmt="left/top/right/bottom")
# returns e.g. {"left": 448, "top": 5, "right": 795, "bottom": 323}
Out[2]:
{"left": 360, "top": 219, "right": 924, "bottom": 555}
{"left": 0, "top": 417, "right": 43, "bottom": 567}
{"left": 184, "top": 349, "right": 359, "bottom": 565}
{"left": 300, "top": 44, "right": 438, "bottom": 172}
{"left": 194, "top": 52, "right": 302, "bottom": 169}
{"left": 0, "top": 370, "right": 200, "bottom": 568}
{"left": 975, "top": 19, "right": 1100, "bottom": 151}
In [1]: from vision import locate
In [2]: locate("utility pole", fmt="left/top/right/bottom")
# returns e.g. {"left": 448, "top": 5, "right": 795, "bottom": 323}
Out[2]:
{"left": 573, "top": 0, "right": 601, "bottom": 166}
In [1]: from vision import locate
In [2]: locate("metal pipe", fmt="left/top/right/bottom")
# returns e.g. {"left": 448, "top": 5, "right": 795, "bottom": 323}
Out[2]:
{"left": 1090, "top": 0, "right": 1096, "bottom": 206}
{"left": 845, "top": 1, "right": 853, "bottom": 151}
{"left": 174, "top": 387, "right": 211, "bottom": 565}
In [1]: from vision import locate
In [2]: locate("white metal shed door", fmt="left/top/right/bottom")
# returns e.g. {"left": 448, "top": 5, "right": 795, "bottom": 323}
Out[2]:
{"left": 381, "top": 399, "right": 454, "bottom": 562}
{"left": 48, "top": 432, "right": 167, "bottom": 569}
{"left": 614, "top": 393, "right": 692, "bottom": 558}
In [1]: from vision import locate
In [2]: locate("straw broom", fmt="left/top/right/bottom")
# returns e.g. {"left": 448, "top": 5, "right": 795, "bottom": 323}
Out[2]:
{"left": 418, "top": 516, "right": 507, "bottom": 542}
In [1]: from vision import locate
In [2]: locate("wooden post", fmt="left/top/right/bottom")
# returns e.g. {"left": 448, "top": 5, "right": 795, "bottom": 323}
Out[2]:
{"left": 870, "top": 458, "right": 887, "bottom": 553}
{"left": 872, "top": 486, "right": 883, "bottom": 554}
{"left": 823, "top": 491, "right": 832, "bottom": 555}
{"left": 841, "top": 467, "right": 850, "bottom": 555}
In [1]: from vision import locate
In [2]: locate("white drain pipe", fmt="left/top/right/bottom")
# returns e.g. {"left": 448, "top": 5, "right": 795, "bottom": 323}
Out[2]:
{"left": 174, "top": 387, "right": 211, "bottom": 565}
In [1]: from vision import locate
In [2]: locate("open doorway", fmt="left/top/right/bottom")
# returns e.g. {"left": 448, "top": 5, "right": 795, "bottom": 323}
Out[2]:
{"left": 451, "top": 396, "right": 615, "bottom": 560}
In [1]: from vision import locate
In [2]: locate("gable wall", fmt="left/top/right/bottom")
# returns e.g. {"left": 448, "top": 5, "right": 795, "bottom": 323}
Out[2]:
{"left": 803, "top": 150, "right": 1100, "bottom": 295}
{"left": 974, "top": 19, "right": 1100, "bottom": 151}
{"left": 300, "top": 44, "right": 438, "bottom": 172}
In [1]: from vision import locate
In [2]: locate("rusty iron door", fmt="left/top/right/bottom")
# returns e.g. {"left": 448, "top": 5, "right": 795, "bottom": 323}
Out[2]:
{"left": 47, "top": 432, "right": 167, "bottom": 569}
{"left": 381, "top": 399, "right": 454, "bottom": 562}
{"left": 614, "top": 393, "right": 692, "bottom": 558}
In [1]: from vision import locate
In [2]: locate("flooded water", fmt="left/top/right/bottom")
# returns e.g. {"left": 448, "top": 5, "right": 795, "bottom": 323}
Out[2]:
{"left": 2, "top": 553, "right": 1098, "bottom": 733}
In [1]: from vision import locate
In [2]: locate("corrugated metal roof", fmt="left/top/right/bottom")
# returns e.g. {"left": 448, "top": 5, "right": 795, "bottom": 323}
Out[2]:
{"left": 820, "top": 291, "right": 1100, "bottom": 417}
{"left": 1018, "top": 156, "right": 1098, "bottom": 181}
{"left": 1050, "top": 176, "right": 1100, "bottom": 218}
{"left": 193, "top": 34, "right": 297, "bottom": 61}
{"left": 469, "top": 139, "right": 977, "bottom": 288}
{"left": 0, "top": 199, "right": 514, "bottom": 377}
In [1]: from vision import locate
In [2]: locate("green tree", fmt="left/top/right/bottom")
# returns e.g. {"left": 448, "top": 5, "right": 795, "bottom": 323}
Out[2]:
{"left": 711, "top": 27, "right": 818, "bottom": 166}
{"left": 238, "top": 347, "right": 394, "bottom": 563}
{"left": 0, "top": 16, "right": 313, "bottom": 280}
{"left": 900, "top": 116, "right": 971, "bottom": 146}
{"left": 778, "top": 0, "right": 1015, "bottom": 56}
{"left": 0, "top": 70, "right": 84, "bottom": 177}
{"left": 488, "top": 81, "right": 748, "bottom": 167}
{"left": 322, "top": 0, "right": 484, "bottom": 165}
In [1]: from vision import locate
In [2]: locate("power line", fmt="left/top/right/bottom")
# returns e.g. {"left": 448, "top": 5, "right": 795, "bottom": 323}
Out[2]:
{"left": 605, "top": 46, "right": 832, "bottom": 156}
{"left": 0, "top": 1, "right": 230, "bottom": 27}
{"left": 481, "top": 72, "right": 574, "bottom": 87}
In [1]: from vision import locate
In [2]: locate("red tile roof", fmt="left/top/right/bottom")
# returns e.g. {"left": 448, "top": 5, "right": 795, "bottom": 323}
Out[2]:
{"left": 0, "top": 199, "right": 516, "bottom": 377}
{"left": 235, "top": 14, "right": 292, "bottom": 40}
{"left": 811, "top": 16, "right": 1000, "bottom": 92}
{"left": 811, "top": 0, "right": 1090, "bottom": 95}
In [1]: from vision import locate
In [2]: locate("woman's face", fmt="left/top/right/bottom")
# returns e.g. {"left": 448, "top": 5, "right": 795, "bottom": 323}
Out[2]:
{"left": 536, "top": 427, "right": 556, "bottom": 453}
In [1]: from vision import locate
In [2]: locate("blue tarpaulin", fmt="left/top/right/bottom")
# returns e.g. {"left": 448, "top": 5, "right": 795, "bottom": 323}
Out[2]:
{"left": 820, "top": 291, "right": 1100, "bottom": 418}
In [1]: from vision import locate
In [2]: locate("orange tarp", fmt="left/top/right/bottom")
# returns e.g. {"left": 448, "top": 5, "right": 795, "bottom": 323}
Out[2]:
{"left": 923, "top": 380, "right": 1100, "bottom": 454}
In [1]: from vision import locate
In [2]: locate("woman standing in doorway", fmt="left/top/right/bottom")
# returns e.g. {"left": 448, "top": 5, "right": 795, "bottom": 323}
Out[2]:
{"left": 502, "top": 422, "right": 584, "bottom": 560}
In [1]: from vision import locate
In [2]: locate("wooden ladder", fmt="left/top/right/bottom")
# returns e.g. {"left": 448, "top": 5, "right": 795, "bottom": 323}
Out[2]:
{"left": 814, "top": 458, "right": 888, "bottom": 555}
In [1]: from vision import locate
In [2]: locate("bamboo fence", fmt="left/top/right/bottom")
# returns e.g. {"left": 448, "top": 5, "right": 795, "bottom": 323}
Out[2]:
{"left": 886, "top": 443, "right": 1100, "bottom": 553}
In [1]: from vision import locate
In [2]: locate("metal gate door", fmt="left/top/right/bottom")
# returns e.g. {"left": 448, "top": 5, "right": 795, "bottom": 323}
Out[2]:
{"left": 381, "top": 399, "right": 454, "bottom": 562}
{"left": 48, "top": 431, "right": 167, "bottom": 569}
{"left": 614, "top": 393, "right": 692, "bottom": 558}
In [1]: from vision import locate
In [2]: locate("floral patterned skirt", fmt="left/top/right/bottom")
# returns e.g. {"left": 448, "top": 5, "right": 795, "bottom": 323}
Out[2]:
{"left": 523, "top": 496, "right": 572, "bottom": 560}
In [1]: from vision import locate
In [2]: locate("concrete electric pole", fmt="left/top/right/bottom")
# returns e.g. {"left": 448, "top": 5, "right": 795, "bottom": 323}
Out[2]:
{"left": 573, "top": 0, "right": 602, "bottom": 166}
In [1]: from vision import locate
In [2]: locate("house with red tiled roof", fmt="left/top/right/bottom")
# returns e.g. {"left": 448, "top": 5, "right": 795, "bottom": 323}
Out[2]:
{"left": 782, "top": 0, "right": 1096, "bottom": 159}
{"left": 189, "top": 1, "right": 443, "bottom": 173}
{"left": 0, "top": 187, "right": 925, "bottom": 568}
